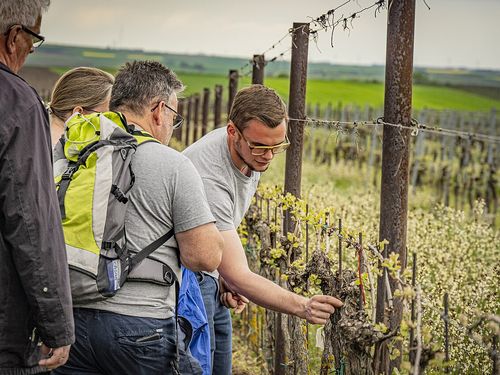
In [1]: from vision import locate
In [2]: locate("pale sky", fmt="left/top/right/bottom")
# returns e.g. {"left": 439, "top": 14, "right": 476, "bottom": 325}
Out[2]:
{"left": 41, "top": 0, "right": 500, "bottom": 70}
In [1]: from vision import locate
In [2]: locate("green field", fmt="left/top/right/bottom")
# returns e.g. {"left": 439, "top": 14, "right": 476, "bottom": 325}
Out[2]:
{"left": 177, "top": 72, "right": 500, "bottom": 112}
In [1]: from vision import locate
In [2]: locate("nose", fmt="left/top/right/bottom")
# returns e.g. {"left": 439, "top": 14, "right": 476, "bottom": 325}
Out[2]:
{"left": 261, "top": 149, "right": 274, "bottom": 161}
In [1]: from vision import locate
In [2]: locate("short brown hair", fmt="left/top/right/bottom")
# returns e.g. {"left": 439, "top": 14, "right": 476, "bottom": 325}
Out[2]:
{"left": 50, "top": 67, "right": 114, "bottom": 121}
{"left": 229, "top": 85, "right": 287, "bottom": 131}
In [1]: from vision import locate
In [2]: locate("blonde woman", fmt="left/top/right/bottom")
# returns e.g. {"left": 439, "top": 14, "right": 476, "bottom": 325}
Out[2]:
{"left": 49, "top": 67, "right": 114, "bottom": 146}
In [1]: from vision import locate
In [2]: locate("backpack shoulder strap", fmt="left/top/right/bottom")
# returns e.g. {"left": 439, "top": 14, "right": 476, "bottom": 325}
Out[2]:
{"left": 129, "top": 228, "right": 175, "bottom": 270}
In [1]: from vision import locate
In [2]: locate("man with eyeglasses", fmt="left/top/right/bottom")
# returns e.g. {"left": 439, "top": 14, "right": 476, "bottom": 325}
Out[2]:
{"left": 183, "top": 84, "right": 343, "bottom": 375}
{"left": 0, "top": 1, "right": 75, "bottom": 374}
{"left": 53, "top": 60, "right": 223, "bottom": 375}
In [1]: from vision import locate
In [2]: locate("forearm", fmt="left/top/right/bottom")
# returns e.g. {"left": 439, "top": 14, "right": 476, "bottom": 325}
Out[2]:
{"left": 223, "top": 269, "right": 308, "bottom": 318}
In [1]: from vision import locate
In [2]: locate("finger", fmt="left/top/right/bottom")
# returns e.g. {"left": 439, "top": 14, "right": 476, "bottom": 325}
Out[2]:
{"left": 220, "top": 292, "right": 238, "bottom": 308}
{"left": 236, "top": 294, "right": 250, "bottom": 303}
{"left": 312, "top": 295, "right": 343, "bottom": 308}
{"left": 307, "top": 316, "right": 329, "bottom": 325}
{"left": 234, "top": 299, "right": 248, "bottom": 314}
{"left": 38, "top": 354, "right": 68, "bottom": 369}
{"left": 225, "top": 293, "right": 239, "bottom": 308}
{"left": 310, "top": 309, "right": 332, "bottom": 321}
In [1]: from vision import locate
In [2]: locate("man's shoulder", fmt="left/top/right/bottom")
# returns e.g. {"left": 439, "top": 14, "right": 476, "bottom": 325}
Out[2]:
{"left": 0, "top": 68, "right": 41, "bottom": 120}
{"left": 137, "top": 141, "right": 186, "bottom": 162}
{"left": 183, "top": 127, "right": 226, "bottom": 157}
{"left": 133, "top": 142, "right": 193, "bottom": 177}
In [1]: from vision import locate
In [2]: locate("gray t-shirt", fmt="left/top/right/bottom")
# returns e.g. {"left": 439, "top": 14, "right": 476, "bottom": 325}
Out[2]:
{"left": 183, "top": 127, "right": 260, "bottom": 277}
{"left": 80, "top": 141, "right": 215, "bottom": 319}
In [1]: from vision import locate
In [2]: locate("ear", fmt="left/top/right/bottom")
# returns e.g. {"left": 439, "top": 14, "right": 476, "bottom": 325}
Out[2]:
{"left": 5, "top": 26, "right": 21, "bottom": 54}
{"left": 151, "top": 102, "right": 163, "bottom": 128}
{"left": 227, "top": 121, "right": 237, "bottom": 138}
{"left": 72, "top": 106, "right": 84, "bottom": 114}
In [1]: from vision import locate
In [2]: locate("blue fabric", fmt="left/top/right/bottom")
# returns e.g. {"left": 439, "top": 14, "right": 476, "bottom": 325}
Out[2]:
{"left": 179, "top": 267, "right": 211, "bottom": 375}
{"left": 196, "top": 272, "right": 232, "bottom": 375}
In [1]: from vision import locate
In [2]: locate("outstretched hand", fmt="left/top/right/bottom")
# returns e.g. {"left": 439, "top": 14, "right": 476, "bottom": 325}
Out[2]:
{"left": 304, "top": 295, "right": 343, "bottom": 324}
{"left": 39, "top": 344, "right": 71, "bottom": 370}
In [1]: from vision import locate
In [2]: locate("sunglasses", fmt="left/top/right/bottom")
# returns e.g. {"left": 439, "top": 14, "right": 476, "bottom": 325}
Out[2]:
{"left": 151, "top": 101, "right": 184, "bottom": 129}
{"left": 4, "top": 25, "right": 45, "bottom": 48}
{"left": 233, "top": 125, "right": 290, "bottom": 156}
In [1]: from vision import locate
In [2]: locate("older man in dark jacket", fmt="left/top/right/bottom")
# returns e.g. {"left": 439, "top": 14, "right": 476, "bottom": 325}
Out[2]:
{"left": 0, "top": 1, "right": 75, "bottom": 374}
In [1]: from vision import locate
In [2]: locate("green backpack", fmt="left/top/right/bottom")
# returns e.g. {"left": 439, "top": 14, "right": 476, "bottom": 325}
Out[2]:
{"left": 53, "top": 111, "right": 177, "bottom": 301}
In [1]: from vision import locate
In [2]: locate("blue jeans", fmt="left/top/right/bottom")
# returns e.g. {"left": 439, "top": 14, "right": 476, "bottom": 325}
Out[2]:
{"left": 53, "top": 308, "right": 180, "bottom": 375}
{"left": 196, "top": 273, "right": 232, "bottom": 375}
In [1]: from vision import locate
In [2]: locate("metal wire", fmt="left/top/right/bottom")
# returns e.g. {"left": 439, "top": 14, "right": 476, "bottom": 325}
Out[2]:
{"left": 288, "top": 117, "right": 500, "bottom": 145}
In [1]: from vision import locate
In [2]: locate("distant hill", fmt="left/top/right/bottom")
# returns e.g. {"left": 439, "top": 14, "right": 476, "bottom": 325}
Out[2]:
{"left": 25, "top": 44, "right": 500, "bottom": 94}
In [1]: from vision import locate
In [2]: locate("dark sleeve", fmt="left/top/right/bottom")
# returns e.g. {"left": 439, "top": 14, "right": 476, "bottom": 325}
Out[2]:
{"left": 0, "top": 100, "right": 75, "bottom": 347}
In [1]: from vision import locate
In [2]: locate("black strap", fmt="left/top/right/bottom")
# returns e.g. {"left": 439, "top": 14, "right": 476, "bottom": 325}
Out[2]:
{"left": 57, "top": 162, "right": 78, "bottom": 219}
{"left": 129, "top": 228, "right": 175, "bottom": 269}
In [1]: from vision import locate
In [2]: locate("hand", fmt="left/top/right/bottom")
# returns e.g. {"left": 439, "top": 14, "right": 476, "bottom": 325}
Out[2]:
{"left": 304, "top": 295, "right": 343, "bottom": 324}
{"left": 219, "top": 277, "right": 249, "bottom": 313}
{"left": 220, "top": 291, "right": 249, "bottom": 313}
{"left": 38, "top": 344, "right": 71, "bottom": 370}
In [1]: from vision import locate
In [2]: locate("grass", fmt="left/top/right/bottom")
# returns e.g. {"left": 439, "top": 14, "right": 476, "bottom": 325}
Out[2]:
{"left": 177, "top": 73, "right": 500, "bottom": 112}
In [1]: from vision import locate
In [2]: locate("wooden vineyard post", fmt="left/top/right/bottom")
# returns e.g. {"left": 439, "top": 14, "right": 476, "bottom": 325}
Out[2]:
{"left": 184, "top": 96, "right": 192, "bottom": 147}
{"left": 374, "top": 0, "right": 416, "bottom": 373}
{"left": 277, "top": 21, "right": 310, "bottom": 375}
{"left": 214, "top": 84, "right": 223, "bottom": 128}
{"left": 201, "top": 88, "right": 210, "bottom": 136}
{"left": 252, "top": 54, "right": 265, "bottom": 85}
{"left": 193, "top": 93, "right": 200, "bottom": 142}
{"left": 228, "top": 69, "right": 238, "bottom": 117}
{"left": 173, "top": 98, "right": 184, "bottom": 143}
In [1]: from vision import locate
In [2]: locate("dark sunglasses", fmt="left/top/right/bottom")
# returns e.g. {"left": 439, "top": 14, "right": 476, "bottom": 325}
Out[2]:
{"left": 151, "top": 101, "right": 184, "bottom": 130}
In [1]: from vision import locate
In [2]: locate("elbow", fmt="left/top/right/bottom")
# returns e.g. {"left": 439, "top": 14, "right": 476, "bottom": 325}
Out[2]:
{"left": 201, "top": 235, "right": 224, "bottom": 272}
{"left": 183, "top": 232, "right": 224, "bottom": 272}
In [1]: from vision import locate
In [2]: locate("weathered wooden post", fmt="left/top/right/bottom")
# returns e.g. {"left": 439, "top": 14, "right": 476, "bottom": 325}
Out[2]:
{"left": 173, "top": 98, "right": 184, "bottom": 143}
{"left": 214, "top": 84, "right": 223, "bottom": 127}
{"left": 201, "top": 88, "right": 210, "bottom": 136}
{"left": 279, "top": 22, "right": 310, "bottom": 375}
{"left": 228, "top": 69, "right": 239, "bottom": 117}
{"left": 184, "top": 96, "right": 192, "bottom": 146}
{"left": 193, "top": 93, "right": 200, "bottom": 141}
{"left": 252, "top": 54, "right": 265, "bottom": 85}
{"left": 374, "top": 0, "right": 416, "bottom": 373}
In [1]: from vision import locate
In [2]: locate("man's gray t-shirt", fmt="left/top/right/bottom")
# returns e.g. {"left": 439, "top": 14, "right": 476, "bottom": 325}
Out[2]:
{"left": 79, "top": 142, "right": 215, "bottom": 319}
{"left": 183, "top": 127, "right": 260, "bottom": 277}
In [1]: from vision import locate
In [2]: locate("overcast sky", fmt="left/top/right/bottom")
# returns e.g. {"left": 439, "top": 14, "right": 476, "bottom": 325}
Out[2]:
{"left": 41, "top": 0, "right": 500, "bottom": 70}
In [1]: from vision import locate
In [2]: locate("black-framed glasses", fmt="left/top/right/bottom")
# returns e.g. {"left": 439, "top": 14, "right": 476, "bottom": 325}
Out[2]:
{"left": 233, "top": 125, "right": 290, "bottom": 156}
{"left": 21, "top": 26, "right": 45, "bottom": 48}
{"left": 4, "top": 25, "right": 45, "bottom": 48}
{"left": 151, "top": 101, "right": 184, "bottom": 129}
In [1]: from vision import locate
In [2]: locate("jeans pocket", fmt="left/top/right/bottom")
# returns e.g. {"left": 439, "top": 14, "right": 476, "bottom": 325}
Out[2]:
{"left": 117, "top": 331, "right": 168, "bottom": 347}
{"left": 115, "top": 330, "right": 177, "bottom": 373}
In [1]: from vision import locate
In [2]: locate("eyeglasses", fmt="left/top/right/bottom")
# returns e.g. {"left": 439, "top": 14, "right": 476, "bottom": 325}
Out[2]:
{"left": 4, "top": 25, "right": 45, "bottom": 48}
{"left": 151, "top": 101, "right": 184, "bottom": 129}
{"left": 233, "top": 125, "right": 290, "bottom": 156}
{"left": 21, "top": 26, "right": 45, "bottom": 48}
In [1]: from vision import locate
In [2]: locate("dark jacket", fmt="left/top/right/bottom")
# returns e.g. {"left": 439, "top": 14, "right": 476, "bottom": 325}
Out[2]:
{"left": 0, "top": 62, "right": 75, "bottom": 375}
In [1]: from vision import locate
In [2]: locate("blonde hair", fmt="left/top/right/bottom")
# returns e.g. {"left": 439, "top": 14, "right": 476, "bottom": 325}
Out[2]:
{"left": 50, "top": 67, "right": 114, "bottom": 121}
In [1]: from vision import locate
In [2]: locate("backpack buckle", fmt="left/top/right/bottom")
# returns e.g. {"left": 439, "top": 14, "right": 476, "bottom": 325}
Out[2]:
{"left": 61, "top": 166, "right": 78, "bottom": 180}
